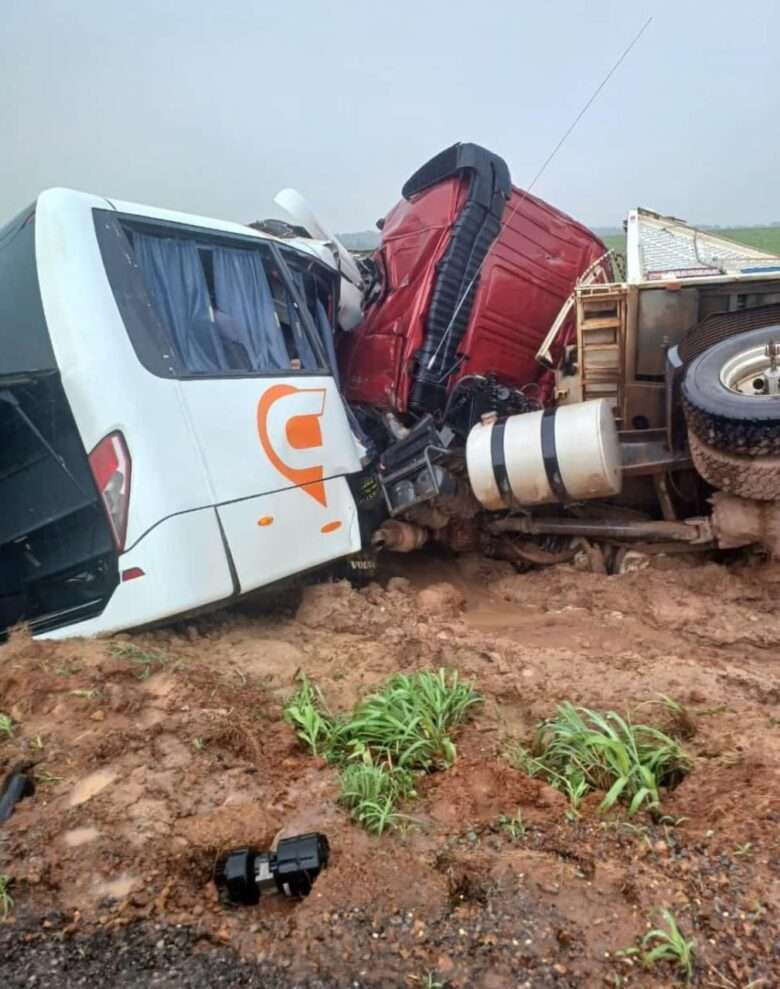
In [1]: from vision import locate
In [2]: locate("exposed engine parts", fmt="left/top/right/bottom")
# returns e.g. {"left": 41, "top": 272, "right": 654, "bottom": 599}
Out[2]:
{"left": 377, "top": 415, "right": 459, "bottom": 516}
{"left": 372, "top": 519, "right": 429, "bottom": 553}
{"left": 442, "top": 374, "right": 540, "bottom": 441}
{"left": 488, "top": 514, "right": 713, "bottom": 545}
{"left": 375, "top": 374, "right": 546, "bottom": 521}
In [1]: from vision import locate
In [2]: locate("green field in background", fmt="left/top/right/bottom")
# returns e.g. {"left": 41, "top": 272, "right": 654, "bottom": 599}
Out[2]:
{"left": 601, "top": 226, "right": 780, "bottom": 256}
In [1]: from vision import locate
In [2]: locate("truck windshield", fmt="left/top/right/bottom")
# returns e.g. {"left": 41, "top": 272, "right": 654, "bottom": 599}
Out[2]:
{"left": 94, "top": 210, "right": 337, "bottom": 379}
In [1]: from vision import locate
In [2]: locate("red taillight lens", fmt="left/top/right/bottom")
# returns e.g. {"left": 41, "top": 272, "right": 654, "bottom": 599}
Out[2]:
{"left": 89, "top": 432, "right": 132, "bottom": 551}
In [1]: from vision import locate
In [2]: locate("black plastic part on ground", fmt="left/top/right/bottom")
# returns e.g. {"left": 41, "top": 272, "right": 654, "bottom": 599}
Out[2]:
{"left": 0, "top": 764, "right": 35, "bottom": 823}
{"left": 214, "top": 833, "right": 329, "bottom": 904}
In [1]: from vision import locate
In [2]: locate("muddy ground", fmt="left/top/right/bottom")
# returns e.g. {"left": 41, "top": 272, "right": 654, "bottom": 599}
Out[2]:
{"left": 1, "top": 551, "right": 779, "bottom": 987}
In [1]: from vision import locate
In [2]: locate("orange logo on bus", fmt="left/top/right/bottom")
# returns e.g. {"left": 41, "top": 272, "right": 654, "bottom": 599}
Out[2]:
{"left": 256, "top": 384, "right": 328, "bottom": 506}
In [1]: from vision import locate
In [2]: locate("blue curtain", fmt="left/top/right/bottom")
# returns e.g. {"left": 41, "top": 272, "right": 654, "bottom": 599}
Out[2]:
{"left": 212, "top": 247, "right": 289, "bottom": 370}
{"left": 134, "top": 234, "right": 224, "bottom": 372}
{"left": 287, "top": 272, "right": 320, "bottom": 371}
{"left": 315, "top": 298, "right": 339, "bottom": 384}
{"left": 133, "top": 232, "right": 339, "bottom": 377}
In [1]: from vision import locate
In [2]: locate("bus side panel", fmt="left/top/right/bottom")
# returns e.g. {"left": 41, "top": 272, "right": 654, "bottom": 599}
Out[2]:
{"left": 40, "top": 508, "right": 234, "bottom": 639}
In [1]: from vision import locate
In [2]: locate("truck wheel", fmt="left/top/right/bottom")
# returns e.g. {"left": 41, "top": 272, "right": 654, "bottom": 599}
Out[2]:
{"left": 682, "top": 325, "right": 780, "bottom": 457}
{"left": 688, "top": 431, "right": 780, "bottom": 500}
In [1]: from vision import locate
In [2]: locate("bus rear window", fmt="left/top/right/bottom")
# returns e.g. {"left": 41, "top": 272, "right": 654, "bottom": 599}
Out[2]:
{"left": 0, "top": 206, "right": 57, "bottom": 376}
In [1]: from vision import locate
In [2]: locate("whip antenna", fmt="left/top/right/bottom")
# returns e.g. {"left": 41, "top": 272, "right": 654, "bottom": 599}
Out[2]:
{"left": 426, "top": 14, "right": 653, "bottom": 373}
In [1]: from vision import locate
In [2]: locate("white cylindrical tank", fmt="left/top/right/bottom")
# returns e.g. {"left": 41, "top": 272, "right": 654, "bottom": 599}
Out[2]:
{"left": 466, "top": 399, "right": 622, "bottom": 509}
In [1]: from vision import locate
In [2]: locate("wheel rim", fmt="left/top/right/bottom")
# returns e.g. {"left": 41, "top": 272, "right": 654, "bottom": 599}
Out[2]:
{"left": 720, "top": 339, "right": 780, "bottom": 396}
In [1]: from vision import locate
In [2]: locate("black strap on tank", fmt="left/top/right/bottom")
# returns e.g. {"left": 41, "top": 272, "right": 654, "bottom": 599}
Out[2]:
{"left": 490, "top": 418, "right": 512, "bottom": 501}
{"left": 540, "top": 408, "right": 570, "bottom": 503}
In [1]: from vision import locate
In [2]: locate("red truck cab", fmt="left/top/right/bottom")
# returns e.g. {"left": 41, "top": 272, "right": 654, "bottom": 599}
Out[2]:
{"left": 339, "top": 143, "right": 608, "bottom": 415}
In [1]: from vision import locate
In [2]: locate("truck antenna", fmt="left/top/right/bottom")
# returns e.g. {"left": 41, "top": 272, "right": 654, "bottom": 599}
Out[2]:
{"left": 426, "top": 14, "right": 654, "bottom": 374}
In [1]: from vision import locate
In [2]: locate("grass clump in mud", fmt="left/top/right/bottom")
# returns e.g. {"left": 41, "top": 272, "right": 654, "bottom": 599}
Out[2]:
{"left": 621, "top": 909, "right": 696, "bottom": 981}
{"left": 642, "top": 909, "right": 696, "bottom": 981}
{"left": 283, "top": 678, "right": 334, "bottom": 758}
{"left": 337, "top": 669, "right": 479, "bottom": 769}
{"left": 110, "top": 643, "right": 168, "bottom": 680}
{"left": 0, "top": 874, "right": 13, "bottom": 918}
{"left": 649, "top": 693, "right": 697, "bottom": 741}
{"left": 0, "top": 713, "right": 13, "bottom": 739}
{"left": 498, "top": 811, "right": 527, "bottom": 841}
{"left": 285, "top": 669, "right": 480, "bottom": 833}
{"left": 513, "top": 702, "right": 690, "bottom": 816}
{"left": 339, "top": 764, "right": 416, "bottom": 834}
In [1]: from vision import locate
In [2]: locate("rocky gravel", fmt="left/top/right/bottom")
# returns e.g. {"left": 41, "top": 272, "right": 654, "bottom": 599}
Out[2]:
{"left": 1, "top": 913, "right": 340, "bottom": 989}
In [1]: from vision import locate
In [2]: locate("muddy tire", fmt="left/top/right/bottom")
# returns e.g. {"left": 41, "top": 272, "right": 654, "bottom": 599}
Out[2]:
{"left": 682, "top": 325, "right": 780, "bottom": 456}
{"left": 688, "top": 431, "right": 780, "bottom": 500}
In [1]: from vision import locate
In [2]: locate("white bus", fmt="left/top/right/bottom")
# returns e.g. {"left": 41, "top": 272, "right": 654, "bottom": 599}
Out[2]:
{"left": 0, "top": 189, "right": 365, "bottom": 638}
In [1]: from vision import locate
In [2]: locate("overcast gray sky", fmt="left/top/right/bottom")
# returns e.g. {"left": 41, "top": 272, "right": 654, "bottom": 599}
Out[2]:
{"left": 2, "top": 1, "right": 779, "bottom": 232}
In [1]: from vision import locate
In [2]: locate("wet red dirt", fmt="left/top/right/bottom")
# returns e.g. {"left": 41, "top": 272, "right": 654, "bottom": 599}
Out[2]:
{"left": 1, "top": 553, "right": 778, "bottom": 986}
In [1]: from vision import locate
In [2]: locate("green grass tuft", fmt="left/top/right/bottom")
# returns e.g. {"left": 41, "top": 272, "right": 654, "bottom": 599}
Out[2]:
{"left": 641, "top": 909, "right": 696, "bottom": 980}
{"left": 283, "top": 677, "right": 337, "bottom": 758}
{"left": 111, "top": 643, "right": 167, "bottom": 680}
{"left": 338, "top": 669, "right": 480, "bottom": 770}
{"left": 35, "top": 767, "right": 65, "bottom": 786}
{"left": 339, "top": 763, "right": 416, "bottom": 834}
{"left": 513, "top": 702, "right": 690, "bottom": 815}
{"left": 0, "top": 713, "right": 13, "bottom": 739}
{"left": 0, "top": 874, "right": 13, "bottom": 918}
{"left": 284, "top": 668, "right": 480, "bottom": 833}
{"left": 498, "top": 811, "right": 527, "bottom": 841}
